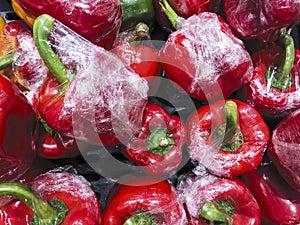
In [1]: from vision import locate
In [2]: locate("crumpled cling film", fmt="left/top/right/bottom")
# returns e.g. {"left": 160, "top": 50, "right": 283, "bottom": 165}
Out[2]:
{"left": 176, "top": 170, "right": 261, "bottom": 224}
{"left": 47, "top": 19, "right": 149, "bottom": 145}
{"left": 159, "top": 12, "right": 253, "bottom": 101}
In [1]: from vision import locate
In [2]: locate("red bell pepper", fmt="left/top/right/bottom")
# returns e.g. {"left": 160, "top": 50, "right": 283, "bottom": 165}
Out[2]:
{"left": 238, "top": 33, "right": 300, "bottom": 120}
{"left": 223, "top": 0, "right": 300, "bottom": 40}
{"left": 268, "top": 107, "right": 300, "bottom": 191}
{"left": 122, "top": 104, "right": 187, "bottom": 176}
{"left": 11, "top": 0, "right": 122, "bottom": 49}
{"left": 177, "top": 171, "right": 261, "bottom": 225}
{"left": 112, "top": 22, "right": 160, "bottom": 86}
{"left": 187, "top": 99, "right": 270, "bottom": 177}
{"left": 243, "top": 162, "right": 300, "bottom": 225}
{"left": 103, "top": 178, "right": 187, "bottom": 225}
{"left": 0, "top": 73, "right": 37, "bottom": 182}
{"left": 0, "top": 171, "right": 102, "bottom": 224}
{"left": 0, "top": 21, "right": 81, "bottom": 159}
{"left": 158, "top": 0, "right": 253, "bottom": 101}
{"left": 33, "top": 14, "right": 148, "bottom": 146}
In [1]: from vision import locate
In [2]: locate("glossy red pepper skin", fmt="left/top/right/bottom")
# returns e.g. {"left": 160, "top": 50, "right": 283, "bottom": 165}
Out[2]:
{"left": 243, "top": 163, "right": 300, "bottom": 225}
{"left": 0, "top": 74, "right": 37, "bottom": 182}
{"left": 223, "top": 0, "right": 300, "bottom": 40}
{"left": 187, "top": 99, "right": 270, "bottom": 177}
{"left": 103, "top": 178, "right": 187, "bottom": 225}
{"left": 112, "top": 43, "right": 160, "bottom": 85}
{"left": 122, "top": 104, "right": 187, "bottom": 176}
{"left": 238, "top": 47, "right": 300, "bottom": 120}
{"left": 11, "top": 0, "right": 122, "bottom": 49}
{"left": 268, "top": 108, "right": 300, "bottom": 191}
{"left": 0, "top": 171, "right": 103, "bottom": 224}
{"left": 177, "top": 172, "right": 261, "bottom": 225}
{"left": 159, "top": 12, "right": 253, "bottom": 101}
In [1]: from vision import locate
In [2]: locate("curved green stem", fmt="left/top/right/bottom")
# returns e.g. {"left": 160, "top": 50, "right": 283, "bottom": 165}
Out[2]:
{"left": 0, "top": 182, "right": 68, "bottom": 225}
{"left": 147, "top": 128, "right": 174, "bottom": 156}
{"left": 128, "top": 22, "right": 150, "bottom": 45}
{"left": 201, "top": 201, "right": 234, "bottom": 224}
{"left": 0, "top": 51, "right": 15, "bottom": 70}
{"left": 214, "top": 101, "right": 244, "bottom": 152}
{"left": 159, "top": 0, "right": 179, "bottom": 29}
{"left": 33, "top": 14, "right": 69, "bottom": 84}
{"left": 266, "top": 34, "right": 295, "bottom": 90}
{"left": 124, "top": 211, "right": 157, "bottom": 225}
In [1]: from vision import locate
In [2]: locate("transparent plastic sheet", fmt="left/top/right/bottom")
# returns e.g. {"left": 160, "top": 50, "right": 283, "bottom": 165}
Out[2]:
{"left": 159, "top": 12, "right": 253, "bottom": 101}
{"left": 44, "top": 19, "right": 149, "bottom": 145}
{"left": 176, "top": 169, "right": 261, "bottom": 224}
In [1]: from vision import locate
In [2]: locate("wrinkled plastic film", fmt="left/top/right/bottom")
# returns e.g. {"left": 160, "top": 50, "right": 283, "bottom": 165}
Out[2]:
{"left": 47, "top": 20, "right": 149, "bottom": 144}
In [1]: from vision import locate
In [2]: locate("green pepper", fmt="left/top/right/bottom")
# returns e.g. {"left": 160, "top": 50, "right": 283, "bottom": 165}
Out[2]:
{"left": 120, "top": 0, "right": 155, "bottom": 31}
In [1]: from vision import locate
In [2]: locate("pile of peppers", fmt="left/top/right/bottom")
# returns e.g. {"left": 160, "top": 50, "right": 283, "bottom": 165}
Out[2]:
{"left": 0, "top": 0, "right": 300, "bottom": 224}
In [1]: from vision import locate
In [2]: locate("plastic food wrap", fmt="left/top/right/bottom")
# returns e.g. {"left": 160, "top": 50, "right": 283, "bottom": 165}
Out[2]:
{"left": 224, "top": 0, "right": 300, "bottom": 40}
{"left": 187, "top": 99, "right": 270, "bottom": 177}
{"left": 11, "top": 0, "right": 122, "bottom": 49}
{"left": 177, "top": 169, "right": 261, "bottom": 224}
{"left": 268, "top": 107, "right": 300, "bottom": 191}
{"left": 34, "top": 15, "right": 149, "bottom": 146}
{"left": 103, "top": 178, "right": 187, "bottom": 225}
{"left": 159, "top": 12, "right": 253, "bottom": 101}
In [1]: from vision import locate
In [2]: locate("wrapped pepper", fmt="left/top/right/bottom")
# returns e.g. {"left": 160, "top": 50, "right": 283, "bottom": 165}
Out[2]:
{"left": 158, "top": 0, "right": 253, "bottom": 101}
{"left": 223, "top": 0, "right": 300, "bottom": 40}
{"left": 243, "top": 162, "right": 300, "bottom": 225}
{"left": 177, "top": 170, "right": 261, "bottom": 225}
{"left": 122, "top": 104, "right": 187, "bottom": 176}
{"left": 238, "top": 33, "right": 300, "bottom": 120}
{"left": 11, "top": 0, "right": 122, "bottom": 49}
{"left": 268, "top": 107, "right": 300, "bottom": 191}
{"left": 187, "top": 99, "right": 270, "bottom": 177}
{"left": 0, "top": 74, "right": 37, "bottom": 182}
{"left": 0, "top": 171, "right": 102, "bottom": 224}
{"left": 119, "top": 0, "right": 155, "bottom": 31}
{"left": 103, "top": 178, "right": 187, "bottom": 225}
{"left": 33, "top": 14, "right": 149, "bottom": 146}
{"left": 0, "top": 21, "right": 81, "bottom": 159}
{"left": 112, "top": 22, "right": 160, "bottom": 86}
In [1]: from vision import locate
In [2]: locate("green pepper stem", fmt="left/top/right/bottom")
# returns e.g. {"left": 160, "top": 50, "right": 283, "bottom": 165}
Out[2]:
{"left": 213, "top": 101, "right": 244, "bottom": 152}
{"left": 266, "top": 34, "right": 295, "bottom": 90}
{"left": 200, "top": 201, "right": 234, "bottom": 224}
{"left": 33, "top": 14, "right": 69, "bottom": 84}
{"left": 159, "top": 0, "right": 179, "bottom": 29}
{"left": 0, "top": 182, "right": 57, "bottom": 224}
{"left": 0, "top": 51, "right": 15, "bottom": 70}
{"left": 146, "top": 128, "right": 175, "bottom": 156}
{"left": 222, "top": 101, "right": 238, "bottom": 144}
{"left": 128, "top": 22, "right": 150, "bottom": 45}
{"left": 124, "top": 211, "right": 157, "bottom": 225}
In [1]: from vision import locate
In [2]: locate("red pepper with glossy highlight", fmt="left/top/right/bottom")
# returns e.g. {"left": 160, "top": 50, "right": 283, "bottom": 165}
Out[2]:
{"left": 0, "top": 171, "right": 102, "bottom": 224}
{"left": 187, "top": 99, "right": 270, "bottom": 177}
{"left": 11, "top": 0, "right": 122, "bottom": 49}
{"left": 158, "top": 1, "right": 253, "bottom": 101}
{"left": 103, "top": 178, "right": 187, "bottom": 225}
{"left": 243, "top": 163, "right": 300, "bottom": 225}
{"left": 0, "top": 74, "right": 37, "bottom": 182}
{"left": 177, "top": 171, "right": 261, "bottom": 225}
{"left": 122, "top": 104, "right": 187, "bottom": 176}
{"left": 268, "top": 107, "right": 300, "bottom": 192}
{"left": 223, "top": 0, "right": 300, "bottom": 40}
{"left": 238, "top": 33, "right": 300, "bottom": 120}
